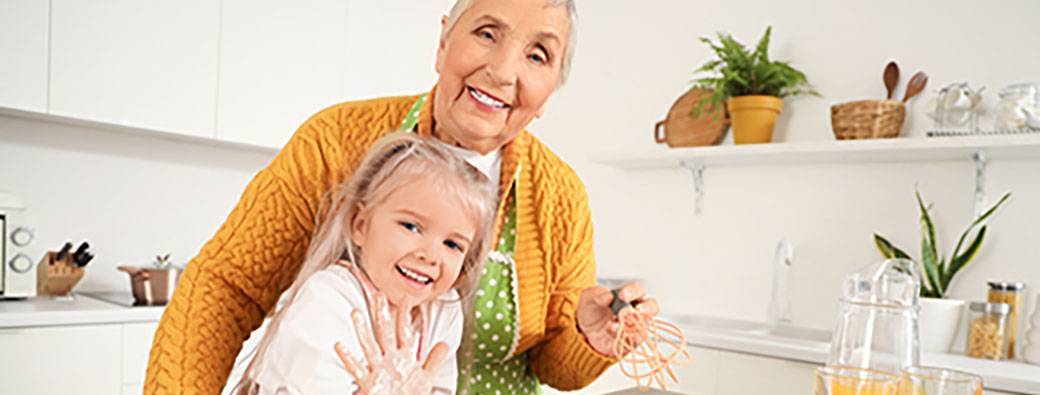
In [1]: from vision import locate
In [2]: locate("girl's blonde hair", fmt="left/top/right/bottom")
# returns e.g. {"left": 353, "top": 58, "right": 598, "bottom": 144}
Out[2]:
{"left": 235, "top": 131, "right": 498, "bottom": 394}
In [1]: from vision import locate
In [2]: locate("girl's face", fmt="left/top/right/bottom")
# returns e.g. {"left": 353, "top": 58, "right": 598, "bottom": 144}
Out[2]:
{"left": 433, "top": 0, "right": 570, "bottom": 154}
{"left": 350, "top": 177, "right": 478, "bottom": 307}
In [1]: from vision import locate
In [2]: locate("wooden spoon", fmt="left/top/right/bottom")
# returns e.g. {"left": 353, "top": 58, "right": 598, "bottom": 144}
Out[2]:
{"left": 902, "top": 71, "right": 928, "bottom": 103}
{"left": 884, "top": 61, "right": 900, "bottom": 100}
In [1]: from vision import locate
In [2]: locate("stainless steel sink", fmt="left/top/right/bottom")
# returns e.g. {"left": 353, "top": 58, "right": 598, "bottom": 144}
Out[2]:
{"left": 744, "top": 325, "right": 833, "bottom": 343}
{"left": 665, "top": 314, "right": 833, "bottom": 344}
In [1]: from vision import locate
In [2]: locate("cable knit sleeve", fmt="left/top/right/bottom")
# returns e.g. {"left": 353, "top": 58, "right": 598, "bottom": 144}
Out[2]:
{"left": 527, "top": 167, "right": 617, "bottom": 390}
{"left": 143, "top": 95, "right": 414, "bottom": 394}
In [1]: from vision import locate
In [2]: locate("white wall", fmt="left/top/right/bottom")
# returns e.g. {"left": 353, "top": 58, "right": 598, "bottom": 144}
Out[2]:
{"left": 0, "top": 116, "right": 274, "bottom": 291}
{"left": 534, "top": 0, "right": 1040, "bottom": 330}
{"left": 1, "top": 0, "right": 1038, "bottom": 334}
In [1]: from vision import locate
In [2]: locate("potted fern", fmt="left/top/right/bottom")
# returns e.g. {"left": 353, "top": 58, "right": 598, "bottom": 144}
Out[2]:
{"left": 692, "top": 26, "right": 818, "bottom": 144}
{"left": 874, "top": 190, "right": 1011, "bottom": 352}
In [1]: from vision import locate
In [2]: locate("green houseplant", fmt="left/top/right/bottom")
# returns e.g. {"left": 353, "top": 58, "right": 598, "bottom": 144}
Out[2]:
{"left": 874, "top": 191, "right": 1011, "bottom": 299}
{"left": 691, "top": 26, "right": 819, "bottom": 144}
{"left": 874, "top": 189, "right": 1011, "bottom": 352}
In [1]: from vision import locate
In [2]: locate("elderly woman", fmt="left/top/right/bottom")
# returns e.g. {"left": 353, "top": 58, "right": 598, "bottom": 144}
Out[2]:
{"left": 144, "top": 0, "right": 658, "bottom": 393}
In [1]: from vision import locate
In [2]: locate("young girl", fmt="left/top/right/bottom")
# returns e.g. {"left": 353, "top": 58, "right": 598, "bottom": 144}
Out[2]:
{"left": 235, "top": 132, "right": 498, "bottom": 395}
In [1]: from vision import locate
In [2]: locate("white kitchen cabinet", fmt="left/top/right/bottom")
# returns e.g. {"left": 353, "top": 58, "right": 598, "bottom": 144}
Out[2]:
{"left": 49, "top": 0, "right": 219, "bottom": 138}
{"left": 715, "top": 350, "right": 818, "bottom": 395}
{"left": 671, "top": 346, "right": 721, "bottom": 395}
{"left": 215, "top": 0, "right": 349, "bottom": 149}
{"left": 0, "top": 324, "right": 122, "bottom": 395}
{"left": 542, "top": 345, "right": 719, "bottom": 395}
{"left": 340, "top": 0, "right": 453, "bottom": 100}
{"left": 0, "top": 0, "right": 49, "bottom": 112}
{"left": 123, "top": 322, "right": 159, "bottom": 386}
{"left": 124, "top": 384, "right": 144, "bottom": 395}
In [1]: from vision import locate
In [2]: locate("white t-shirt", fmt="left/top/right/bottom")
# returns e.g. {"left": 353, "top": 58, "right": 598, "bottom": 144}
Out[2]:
{"left": 251, "top": 264, "right": 463, "bottom": 395}
{"left": 445, "top": 144, "right": 503, "bottom": 188}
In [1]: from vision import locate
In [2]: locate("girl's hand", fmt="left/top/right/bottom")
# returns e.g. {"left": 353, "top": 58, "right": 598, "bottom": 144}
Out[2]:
{"left": 576, "top": 283, "right": 660, "bottom": 357}
{"left": 335, "top": 292, "right": 449, "bottom": 395}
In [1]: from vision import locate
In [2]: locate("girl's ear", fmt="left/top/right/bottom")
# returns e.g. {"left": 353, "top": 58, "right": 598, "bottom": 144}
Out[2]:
{"left": 350, "top": 203, "right": 368, "bottom": 248}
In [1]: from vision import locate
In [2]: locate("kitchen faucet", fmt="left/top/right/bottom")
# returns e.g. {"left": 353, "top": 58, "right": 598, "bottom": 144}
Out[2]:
{"left": 767, "top": 239, "right": 793, "bottom": 327}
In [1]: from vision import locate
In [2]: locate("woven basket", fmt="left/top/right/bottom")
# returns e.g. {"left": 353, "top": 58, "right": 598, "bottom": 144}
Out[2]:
{"left": 830, "top": 100, "right": 906, "bottom": 140}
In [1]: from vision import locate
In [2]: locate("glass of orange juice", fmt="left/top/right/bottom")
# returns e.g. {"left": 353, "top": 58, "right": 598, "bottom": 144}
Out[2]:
{"left": 898, "top": 367, "right": 983, "bottom": 395}
{"left": 816, "top": 366, "right": 900, "bottom": 395}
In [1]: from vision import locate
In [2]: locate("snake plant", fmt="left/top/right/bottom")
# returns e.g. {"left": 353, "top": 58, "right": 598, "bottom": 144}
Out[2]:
{"left": 874, "top": 190, "right": 1011, "bottom": 299}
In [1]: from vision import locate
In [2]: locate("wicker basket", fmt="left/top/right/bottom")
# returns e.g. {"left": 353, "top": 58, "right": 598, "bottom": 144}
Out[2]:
{"left": 830, "top": 100, "right": 906, "bottom": 140}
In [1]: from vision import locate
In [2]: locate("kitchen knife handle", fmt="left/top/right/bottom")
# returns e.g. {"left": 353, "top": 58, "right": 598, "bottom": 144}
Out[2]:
{"left": 77, "top": 253, "right": 94, "bottom": 267}
{"left": 55, "top": 242, "right": 74, "bottom": 262}
{"left": 71, "top": 241, "right": 90, "bottom": 262}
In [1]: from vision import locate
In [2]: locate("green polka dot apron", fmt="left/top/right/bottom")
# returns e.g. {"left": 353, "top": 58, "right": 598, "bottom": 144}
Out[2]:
{"left": 401, "top": 95, "right": 541, "bottom": 395}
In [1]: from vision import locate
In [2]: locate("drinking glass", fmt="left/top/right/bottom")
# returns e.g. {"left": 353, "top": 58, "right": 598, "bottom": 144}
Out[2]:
{"left": 898, "top": 367, "right": 983, "bottom": 395}
{"left": 815, "top": 365, "right": 899, "bottom": 395}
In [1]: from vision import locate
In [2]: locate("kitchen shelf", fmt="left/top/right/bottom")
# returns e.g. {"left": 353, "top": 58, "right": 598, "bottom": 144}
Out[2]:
{"left": 0, "top": 106, "right": 280, "bottom": 155}
{"left": 590, "top": 134, "right": 1040, "bottom": 169}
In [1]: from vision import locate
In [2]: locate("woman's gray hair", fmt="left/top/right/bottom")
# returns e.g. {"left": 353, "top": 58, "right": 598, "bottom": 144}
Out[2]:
{"left": 444, "top": 0, "right": 577, "bottom": 86}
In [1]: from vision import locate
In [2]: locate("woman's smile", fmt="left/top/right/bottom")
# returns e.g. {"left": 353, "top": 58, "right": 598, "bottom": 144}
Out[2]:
{"left": 433, "top": 0, "right": 569, "bottom": 154}
{"left": 466, "top": 85, "right": 512, "bottom": 111}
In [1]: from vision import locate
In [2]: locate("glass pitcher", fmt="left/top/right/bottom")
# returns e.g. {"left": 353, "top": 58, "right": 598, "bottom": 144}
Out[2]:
{"left": 828, "top": 258, "right": 922, "bottom": 374}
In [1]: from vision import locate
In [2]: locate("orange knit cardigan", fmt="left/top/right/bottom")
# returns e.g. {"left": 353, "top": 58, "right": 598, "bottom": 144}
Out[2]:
{"left": 143, "top": 92, "right": 614, "bottom": 394}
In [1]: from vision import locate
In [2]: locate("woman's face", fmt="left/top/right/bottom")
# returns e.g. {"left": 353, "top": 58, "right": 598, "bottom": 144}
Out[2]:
{"left": 434, "top": 0, "right": 571, "bottom": 154}
{"left": 350, "top": 178, "right": 477, "bottom": 307}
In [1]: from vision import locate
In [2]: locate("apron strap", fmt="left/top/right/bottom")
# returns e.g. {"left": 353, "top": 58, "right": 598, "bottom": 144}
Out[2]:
{"left": 400, "top": 94, "right": 428, "bottom": 132}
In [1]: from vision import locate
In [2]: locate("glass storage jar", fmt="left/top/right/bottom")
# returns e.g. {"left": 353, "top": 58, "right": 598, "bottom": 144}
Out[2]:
{"left": 966, "top": 301, "right": 1011, "bottom": 360}
{"left": 987, "top": 281, "right": 1026, "bottom": 358}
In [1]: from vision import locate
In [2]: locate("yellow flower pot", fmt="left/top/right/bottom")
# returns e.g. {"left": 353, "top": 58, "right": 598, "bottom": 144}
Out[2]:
{"left": 726, "top": 95, "right": 784, "bottom": 144}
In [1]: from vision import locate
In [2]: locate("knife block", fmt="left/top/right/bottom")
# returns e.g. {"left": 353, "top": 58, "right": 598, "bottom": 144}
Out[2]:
{"left": 37, "top": 251, "right": 85, "bottom": 296}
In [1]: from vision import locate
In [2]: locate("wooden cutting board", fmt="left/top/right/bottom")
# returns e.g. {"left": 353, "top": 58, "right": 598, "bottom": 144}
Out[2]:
{"left": 654, "top": 88, "right": 728, "bottom": 147}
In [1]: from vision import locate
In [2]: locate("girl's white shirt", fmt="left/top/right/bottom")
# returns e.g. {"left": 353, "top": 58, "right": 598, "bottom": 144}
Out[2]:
{"left": 252, "top": 264, "right": 463, "bottom": 395}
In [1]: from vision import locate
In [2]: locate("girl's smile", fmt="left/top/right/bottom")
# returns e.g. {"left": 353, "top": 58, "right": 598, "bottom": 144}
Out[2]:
{"left": 351, "top": 177, "right": 478, "bottom": 306}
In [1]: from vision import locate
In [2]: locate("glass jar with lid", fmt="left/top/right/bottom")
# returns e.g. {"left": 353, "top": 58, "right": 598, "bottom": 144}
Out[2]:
{"left": 988, "top": 281, "right": 1026, "bottom": 358}
{"left": 966, "top": 301, "right": 1011, "bottom": 360}
{"left": 996, "top": 83, "right": 1040, "bottom": 130}
{"left": 828, "top": 258, "right": 921, "bottom": 373}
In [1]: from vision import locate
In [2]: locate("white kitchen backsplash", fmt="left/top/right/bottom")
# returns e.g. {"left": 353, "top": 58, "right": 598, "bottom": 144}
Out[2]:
{"left": 1, "top": 0, "right": 1038, "bottom": 335}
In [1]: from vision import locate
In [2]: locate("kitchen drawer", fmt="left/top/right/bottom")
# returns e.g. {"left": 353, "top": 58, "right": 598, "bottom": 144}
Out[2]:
{"left": 715, "top": 350, "right": 818, "bottom": 395}
{"left": 124, "top": 383, "right": 144, "bottom": 395}
{"left": 541, "top": 345, "right": 719, "bottom": 395}
{"left": 671, "top": 345, "right": 721, "bottom": 395}
{"left": 0, "top": 324, "right": 122, "bottom": 395}
{"left": 123, "top": 322, "right": 159, "bottom": 384}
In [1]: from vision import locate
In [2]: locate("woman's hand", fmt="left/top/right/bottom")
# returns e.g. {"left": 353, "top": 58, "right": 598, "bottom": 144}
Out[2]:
{"left": 335, "top": 293, "right": 449, "bottom": 395}
{"left": 576, "top": 283, "right": 659, "bottom": 357}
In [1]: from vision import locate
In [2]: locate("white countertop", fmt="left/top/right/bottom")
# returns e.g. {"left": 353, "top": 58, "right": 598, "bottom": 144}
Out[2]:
{"left": 671, "top": 314, "right": 1040, "bottom": 395}
{"left": 2, "top": 297, "right": 1037, "bottom": 393}
{"left": 0, "top": 293, "right": 164, "bottom": 328}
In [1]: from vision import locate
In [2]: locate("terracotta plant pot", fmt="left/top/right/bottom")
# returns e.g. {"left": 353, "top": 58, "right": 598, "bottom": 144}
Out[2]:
{"left": 726, "top": 95, "right": 783, "bottom": 144}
